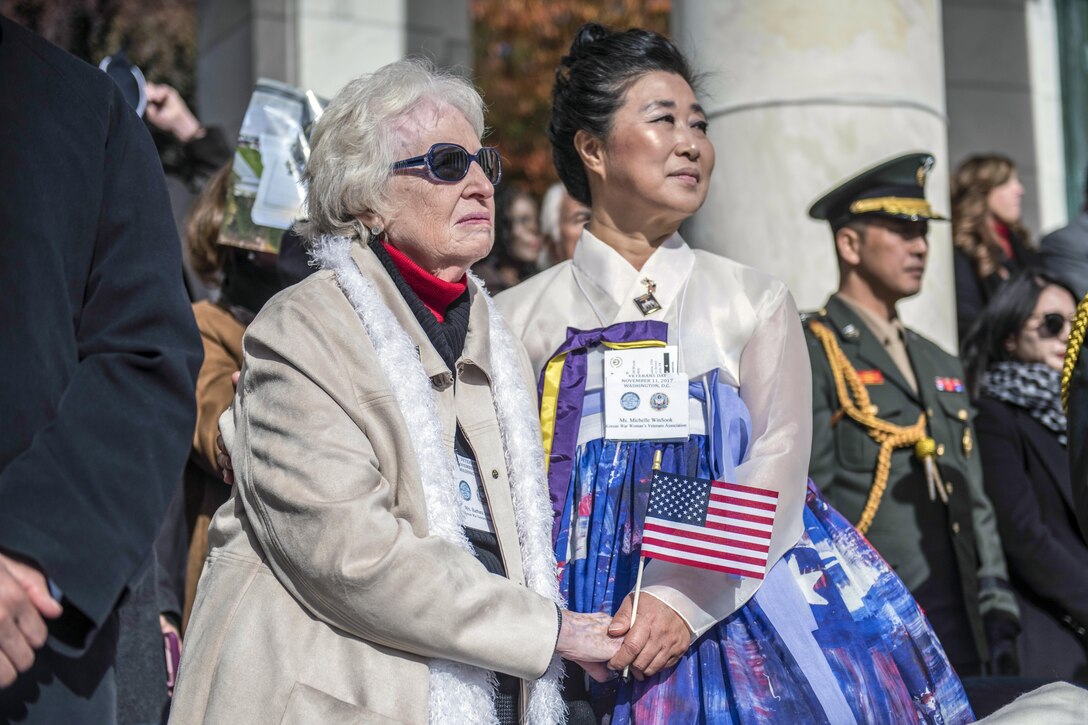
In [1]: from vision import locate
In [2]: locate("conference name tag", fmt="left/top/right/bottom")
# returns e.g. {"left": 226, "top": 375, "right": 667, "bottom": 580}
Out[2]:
{"left": 455, "top": 452, "right": 494, "bottom": 534}
{"left": 603, "top": 345, "right": 689, "bottom": 441}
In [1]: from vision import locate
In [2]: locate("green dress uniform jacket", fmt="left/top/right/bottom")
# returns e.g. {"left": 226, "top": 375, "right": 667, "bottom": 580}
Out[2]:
{"left": 805, "top": 296, "right": 1017, "bottom": 669}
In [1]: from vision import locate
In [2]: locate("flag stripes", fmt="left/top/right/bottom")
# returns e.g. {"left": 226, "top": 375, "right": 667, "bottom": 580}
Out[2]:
{"left": 641, "top": 471, "right": 778, "bottom": 579}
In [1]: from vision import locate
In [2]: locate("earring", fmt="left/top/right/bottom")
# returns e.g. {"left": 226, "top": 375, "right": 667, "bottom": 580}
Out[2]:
{"left": 369, "top": 224, "right": 383, "bottom": 239}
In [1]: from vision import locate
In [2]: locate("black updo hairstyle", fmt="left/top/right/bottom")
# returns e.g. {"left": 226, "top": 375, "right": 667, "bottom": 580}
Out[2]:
{"left": 549, "top": 23, "right": 700, "bottom": 207}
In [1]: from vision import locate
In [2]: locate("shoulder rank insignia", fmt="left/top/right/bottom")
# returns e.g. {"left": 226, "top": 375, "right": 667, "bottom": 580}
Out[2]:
{"left": 935, "top": 376, "right": 964, "bottom": 393}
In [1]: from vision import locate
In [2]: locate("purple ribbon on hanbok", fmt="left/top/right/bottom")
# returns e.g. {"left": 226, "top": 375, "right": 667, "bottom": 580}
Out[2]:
{"left": 537, "top": 320, "right": 669, "bottom": 541}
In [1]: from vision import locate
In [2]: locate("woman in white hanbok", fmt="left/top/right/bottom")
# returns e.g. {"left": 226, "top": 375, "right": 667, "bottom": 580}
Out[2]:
{"left": 496, "top": 23, "right": 972, "bottom": 725}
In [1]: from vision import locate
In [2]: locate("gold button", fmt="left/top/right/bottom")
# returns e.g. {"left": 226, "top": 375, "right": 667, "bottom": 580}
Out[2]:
{"left": 927, "top": 407, "right": 935, "bottom": 418}
{"left": 957, "top": 409, "right": 968, "bottom": 421}
{"left": 869, "top": 404, "right": 879, "bottom": 415}
{"left": 952, "top": 522, "right": 960, "bottom": 534}
{"left": 947, "top": 483, "right": 953, "bottom": 495}
{"left": 491, "top": 469, "right": 500, "bottom": 479}
{"left": 936, "top": 444, "right": 945, "bottom": 456}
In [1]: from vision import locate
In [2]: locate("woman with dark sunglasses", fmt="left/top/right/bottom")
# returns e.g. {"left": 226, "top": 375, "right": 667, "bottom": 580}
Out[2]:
{"left": 961, "top": 270, "right": 1088, "bottom": 683}
{"left": 169, "top": 58, "right": 621, "bottom": 725}
{"left": 497, "top": 23, "right": 972, "bottom": 723}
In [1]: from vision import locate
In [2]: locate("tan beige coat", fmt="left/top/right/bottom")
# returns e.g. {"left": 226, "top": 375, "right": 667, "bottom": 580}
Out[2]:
{"left": 168, "top": 243, "right": 558, "bottom": 724}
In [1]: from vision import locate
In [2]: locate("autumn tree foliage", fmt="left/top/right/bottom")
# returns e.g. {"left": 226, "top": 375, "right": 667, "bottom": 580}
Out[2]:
{"left": 0, "top": 0, "right": 196, "bottom": 101}
{"left": 472, "top": 0, "right": 669, "bottom": 197}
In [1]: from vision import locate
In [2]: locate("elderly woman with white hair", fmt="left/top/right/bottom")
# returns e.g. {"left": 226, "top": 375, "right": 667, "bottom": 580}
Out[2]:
{"left": 167, "top": 59, "right": 619, "bottom": 725}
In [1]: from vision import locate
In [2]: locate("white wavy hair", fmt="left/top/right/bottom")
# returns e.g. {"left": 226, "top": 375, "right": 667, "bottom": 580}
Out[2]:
{"left": 297, "top": 58, "right": 486, "bottom": 240}
{"left": 539, "top": 182, "right": 567, "bottom": 244}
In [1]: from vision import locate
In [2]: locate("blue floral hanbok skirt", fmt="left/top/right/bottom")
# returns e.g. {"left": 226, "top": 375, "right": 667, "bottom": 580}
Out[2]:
{"left": 541, "top": 322, "right": 972, "bottom": 724}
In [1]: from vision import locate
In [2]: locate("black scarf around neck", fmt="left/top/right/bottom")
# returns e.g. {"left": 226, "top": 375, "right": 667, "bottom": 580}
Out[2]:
{"left": 369, "top": 238, "right": 470, "bottom": 372}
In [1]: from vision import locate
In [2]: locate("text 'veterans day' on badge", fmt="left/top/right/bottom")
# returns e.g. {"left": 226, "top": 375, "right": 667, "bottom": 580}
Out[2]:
{"left": 603, "top": 345, "right": 689, "bottom": 441}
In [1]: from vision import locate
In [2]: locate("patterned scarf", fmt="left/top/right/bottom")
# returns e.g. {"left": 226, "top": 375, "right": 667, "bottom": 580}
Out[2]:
{"left": 981, "top": 361, "right": 1067, "bottom": 446}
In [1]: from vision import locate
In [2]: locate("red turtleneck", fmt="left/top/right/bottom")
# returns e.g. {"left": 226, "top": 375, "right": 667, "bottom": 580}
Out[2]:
{"left": 992, "top": 220, "right": 1015, "bottom": 260}
{"left": 383, "top": 242, "right": 467, "bottom": 322}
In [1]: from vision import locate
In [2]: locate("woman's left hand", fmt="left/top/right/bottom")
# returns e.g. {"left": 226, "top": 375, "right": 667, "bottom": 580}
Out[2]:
{"left": 606, "top": 592, "right": 691, "bottom": 680}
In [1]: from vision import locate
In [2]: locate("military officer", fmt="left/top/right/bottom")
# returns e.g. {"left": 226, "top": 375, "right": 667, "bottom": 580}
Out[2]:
{"left": 804, "top": 153, "right": 1019, "bottom": 676}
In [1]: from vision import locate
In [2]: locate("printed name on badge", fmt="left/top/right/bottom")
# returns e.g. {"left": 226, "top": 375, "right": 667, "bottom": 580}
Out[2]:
{"left": 455, "top": 452, "right": 494, "bottom": 534}
{"left": 603, "top": 345, "right": 689, "bottom": 441}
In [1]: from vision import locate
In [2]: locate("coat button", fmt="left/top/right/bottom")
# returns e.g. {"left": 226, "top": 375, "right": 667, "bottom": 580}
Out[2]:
{"left": 936, "top": 444, "right": 945, "bottom": 456}
{"left": 927, "top": 407, "right": 935, "bottom": 418}
{"left": 952, "top": 522, "right": 960, "bottom": 535}
{"left": 491, "top": 469, "right": 499, "bottom": 479}
{"left": 957, "top": 409, "right": 968, "bottom": 421}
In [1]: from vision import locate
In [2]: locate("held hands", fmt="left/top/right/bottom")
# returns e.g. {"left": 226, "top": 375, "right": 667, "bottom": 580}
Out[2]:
{"left": 0, "top": 552, "right": 62, "bottom": 688}
{"left": 215, "top": 371, "right": 241, "bottom": 484}
{"left": 216, "top": 432, "right": 234, "bottom": 484}
{"left": 557, "top": 595, "right": 692, "bottom": 683}
{"left": 607, "top": 592, "right": 691, "bottom": 681}
{"left": 555, "top": 610, "right": 623, "bottom": 682}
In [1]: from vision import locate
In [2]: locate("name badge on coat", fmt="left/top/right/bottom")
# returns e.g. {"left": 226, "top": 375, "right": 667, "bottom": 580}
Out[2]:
{"left": 455, "top": 452, "right": 494, "bottom": 534}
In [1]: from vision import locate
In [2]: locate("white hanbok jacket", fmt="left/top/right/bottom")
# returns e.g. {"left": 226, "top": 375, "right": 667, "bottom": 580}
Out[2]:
{"left": 495, "top": 229, "right": 812, "bottom": 637}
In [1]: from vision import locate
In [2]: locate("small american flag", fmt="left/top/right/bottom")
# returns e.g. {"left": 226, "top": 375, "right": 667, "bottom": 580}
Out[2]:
{"left": 641, "top": 471, "right": 778, "bottom": 579}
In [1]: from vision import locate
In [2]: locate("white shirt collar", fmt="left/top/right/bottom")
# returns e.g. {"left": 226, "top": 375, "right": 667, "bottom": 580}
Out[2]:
{"left": 571, "top": 228, "right": 695, "bottom": 324}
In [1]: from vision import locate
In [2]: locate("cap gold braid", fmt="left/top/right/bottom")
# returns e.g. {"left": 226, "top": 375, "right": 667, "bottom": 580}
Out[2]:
{"left": 808, "top": 320, "right": 934, "bottom": 534}
{"left": 1061, "top": 292, "right": 1088, "bottom": 411}
{"left": 848, "top": 197, "right": 938, "bottom": 218}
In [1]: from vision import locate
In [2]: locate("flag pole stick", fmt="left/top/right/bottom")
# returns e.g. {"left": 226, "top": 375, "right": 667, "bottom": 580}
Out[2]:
{"left": 622, "top": 557, "right": 647, "bottom": 680}
{"left": 623, "top": 448, "right": 663, "bottom": 680}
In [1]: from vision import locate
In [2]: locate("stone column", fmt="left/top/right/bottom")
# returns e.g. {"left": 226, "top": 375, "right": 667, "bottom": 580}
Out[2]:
{"left": 197, "top": 0, "right": 470, "bottom": 140}
{"left": 672, "top": 0, "right": 956, "bottom": 351}
{"left": 296, "top": 0, "right": 408, "bottom": 99}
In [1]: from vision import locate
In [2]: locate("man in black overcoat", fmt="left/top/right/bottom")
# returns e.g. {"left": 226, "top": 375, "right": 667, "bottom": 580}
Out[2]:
{"left": 0, "top": 16, "right": 202, "bottom": 722}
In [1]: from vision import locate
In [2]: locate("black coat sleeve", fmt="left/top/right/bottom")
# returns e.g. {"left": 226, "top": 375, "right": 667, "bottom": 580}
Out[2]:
{"left": 955, "top": 248, "right": 985, "bottom": 341}
{"left": 974, "top": 398, "right": 1088, "bottom": 625}
{"left": 0, "top": 85, "right": 202, "bottom": 631}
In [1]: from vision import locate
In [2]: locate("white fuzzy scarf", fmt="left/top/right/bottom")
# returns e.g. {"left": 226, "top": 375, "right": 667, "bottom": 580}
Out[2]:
{"left": 310, "top": 236, "right": 565, "bottom": 725}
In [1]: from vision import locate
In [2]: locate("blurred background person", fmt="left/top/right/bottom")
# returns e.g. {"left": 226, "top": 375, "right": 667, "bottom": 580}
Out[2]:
{"left": 473, "top": 183, "right": 543, "bottom": 291}
{"left": 144, "top": 81, "right": 233, "bottom": 303}
{"left": 962, "top": 269, "right": 1088, "bottom": 684}
{"left": 539, "top": 181, "right": 590, "bottom": 266}
{"left": 1041, "top": 166, "right": 1088, "bottom": 300}
{"left": 180, "top": 161, "right": 279, "bottom": 631}
{"left": 952, "top": 154, "right": 1037, "bottom": 341}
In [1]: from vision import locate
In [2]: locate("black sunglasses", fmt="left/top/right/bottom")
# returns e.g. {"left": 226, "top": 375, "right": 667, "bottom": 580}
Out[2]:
{"left": 1037, "top": 312, "right": 1073, "bottom": 338}
{"left": 391, "top": 143, "right": 502, "bottom": 185}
